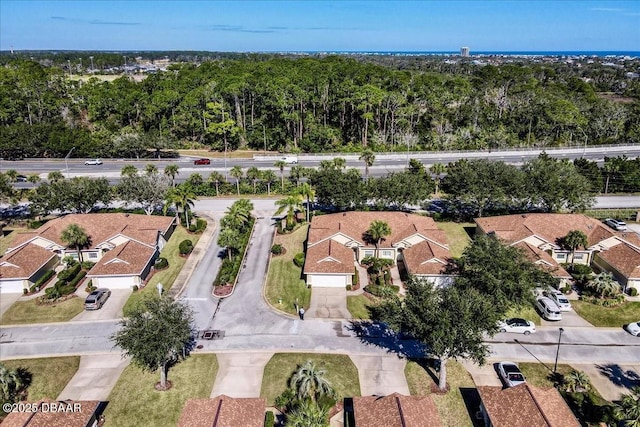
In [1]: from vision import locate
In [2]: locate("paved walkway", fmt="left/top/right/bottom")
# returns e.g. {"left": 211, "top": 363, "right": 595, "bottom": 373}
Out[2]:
{"left": 350, "top": 354, "right": 410, "bottom": 396}
{"left": 57, "top": 353, "right": 129, "bottom": 401}
{"left": 210, "top": 352, "right": 273, "bottom": 398}
{"left": 571, "top": 363, "right": 640, "bottom": 401}
{"left": 308, "top": 288, "right": 350, "bottom": 319}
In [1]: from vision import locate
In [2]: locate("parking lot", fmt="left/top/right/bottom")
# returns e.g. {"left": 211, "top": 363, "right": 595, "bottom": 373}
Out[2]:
{"left": 70, "top": 289, "right": 132, "bottom": 321}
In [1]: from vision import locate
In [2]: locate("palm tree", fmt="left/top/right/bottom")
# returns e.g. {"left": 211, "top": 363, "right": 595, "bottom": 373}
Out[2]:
{"left": 165, "top": 186, "right": 196, "bottom": 228}
{"left": 230, "top": 166, "right": 243, "bottom": 195}
{"left": 261, "top": 170, "right": 277, "bottom": 195}
{"left": 289, "top": 360, "right": 335, "bottom": 403}
{"left": 164, "top": 164, "right": 179, "bottom": 187}
{"left": 5, "top": 169, "right": 18, "bottom": 183}
{"left": 222, "top": 199, "right": 253, "bottom": 231}
{"left": 246, "top": 166, "right": 261, "bottom": 193}
{"left": 186, "top": 173, "right": 204, "bottom": 187}
{"left": 587, "top": 272, "right": 621, "bottom": 298}
{"left": 144, "top": 164, "right": 158, "bottom": 176}
{"left": 217, "top": 228, "right": 240, "bottom": 260}
{"left": 430, "top": 163, "right": 447, "bottom": 196}
{"left": 562, "top": 370, "right": 592, "bottom": 393}
{"left": 60, "top": 223, "right": 90, "bottom": 263}
{"left": 0, "top": 363, "right": 26, "bottom": 403}
{"left": 27, "top": 174, "right": 40, "bottom": 185}
{"left": 208, "top": 171, "right": 225, "bottom": 197}
{"left": 121, "top": 165, "right": 138, "bottom": 177}
{"left": 295, "top": 182, "right": 315, "bottom": 223}
{"left": 275, "top": 159, "right": 287, "bottom": 191}
{"left": 615, "top": 386, "right": 640, "bottom": 427}
{"left": 365, "top": 220, "right": 392, "bottom": 257}
{"left": 47, "top": 171, "right": 64, "bottom": 183}
{"left": 289, "top": 165, "right": 305, "bottom": 187}
{"left": 276, "top": 194, "right": 303, "bottom": 229}
{"left": 560, "top": 230, "right": 588, "bottom": 267}
{"left": 286, "top": 400, "right": 329, "bottom": 427}
{"left": 359, "top": 149, "right": 375, "bottom": 181}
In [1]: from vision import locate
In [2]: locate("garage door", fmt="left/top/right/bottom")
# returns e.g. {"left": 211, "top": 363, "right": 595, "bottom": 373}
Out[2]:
{"left": 0, "top": 280, "right": 25, "bottom": 293}
{"left": 92, "top": 276, "right": 136, "bottom": 289}
{"left": 310, "top": 275, "right": 347, "bottom": 288}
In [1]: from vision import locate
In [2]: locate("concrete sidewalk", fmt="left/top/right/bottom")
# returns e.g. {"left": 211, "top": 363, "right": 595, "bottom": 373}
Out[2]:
{"left": 210, "top": 352, "right": 273, "bottom": 398}
{"left": 57, "top": 354, "right": 129, "bottom": 401}
{"left": 350, "top": 354, "right": 409, "bottom": 396}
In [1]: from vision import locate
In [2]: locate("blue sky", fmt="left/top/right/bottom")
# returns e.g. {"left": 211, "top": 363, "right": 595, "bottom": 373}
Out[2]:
{"left": 1, "top": 1, "right": 639, "bottom": 52}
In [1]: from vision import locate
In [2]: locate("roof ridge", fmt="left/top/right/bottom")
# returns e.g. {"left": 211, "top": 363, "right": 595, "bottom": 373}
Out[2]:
{"left": 525, "top": 384, "right": 552, "bottom": 427}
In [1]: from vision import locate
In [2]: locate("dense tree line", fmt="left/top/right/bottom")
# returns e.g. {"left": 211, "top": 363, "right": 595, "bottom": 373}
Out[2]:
{"left": 1, "top": 56, "right": 638, "bottom": 159}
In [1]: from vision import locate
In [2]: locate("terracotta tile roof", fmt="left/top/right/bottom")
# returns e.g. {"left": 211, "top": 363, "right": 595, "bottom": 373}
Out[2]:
{"left": 513, "top": 242, "right": 571, "bottom": 279}
{"left": 402, "top": 240, "right": 450, "bottom": 275}
{"left": 597, "top": 242, "right": 640, "bottom": 279}
{"left": 176, "top": 395, "right": 266, "bottom": 427}
{"left": 303, "top": 239, "right": 355, "bottom": 274}
{"left": 1, "top": 400, "right": 101, "bottom": 427}
{"left": 475, "top": 214, "right": 615, "bottom": 248}
{"left": 87, "top": 240, "right": 156, "bottom": 277}
{"left": 9, "top": 213, "right": 174, "bottom": 251}
{"left": 478, "top": 384, "right": 579, "bottom": 427}
{"left": 353, "top": 393, "right": 442, "bottom": 427}
{"left": 0, "top": 244, "right": 57, "bottom": 279}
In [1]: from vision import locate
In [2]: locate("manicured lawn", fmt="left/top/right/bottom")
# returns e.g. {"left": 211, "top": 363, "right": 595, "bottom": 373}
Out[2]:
{"left": 572, "top": 300, "right": 640, "bottom": 327}
{"left": 123, "top": 225, "right": 199, "bottom": 316}
{"left": 2, "top": 356, "right": 80, "bottom": 400}
{"left": 265, "top": 225, "right": 311, "bottom": 315}
{"left": 519, "top": 362, "right": 573, "bottom": 388}
{"left": 0, "top": 297, "right": 84, "bottom": 325}
{"left": 347, "top": 295, "right": 374, "bottom": 320}
{"left": 405, "top": 359, "right": 476, "bottom": 427}
{"left": 505, "top": 305, "right": 541, "bottom": 324}
{"left": 261, "top": 353, "right": 360, "bottom": 405}
{"left": 436, "top": 222, "right": 475, "bottom": 258}
{"left": 103, "top": 353, "right": 218, "bottom": 427}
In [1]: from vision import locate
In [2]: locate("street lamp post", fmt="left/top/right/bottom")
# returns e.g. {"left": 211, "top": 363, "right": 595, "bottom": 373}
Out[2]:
{"left": 263, "top": 125, "right": 267, "bottom": 155}
{"left": 553, "top": 327, "right": 565, "bottom": 373}
{"left": 579, "top": 128, "right": 588, "bottom": 156}
{"left": 64, "top": 147, "right": 76, "bottom": 178}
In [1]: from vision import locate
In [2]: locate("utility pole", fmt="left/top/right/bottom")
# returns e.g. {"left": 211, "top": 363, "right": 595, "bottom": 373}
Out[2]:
{"left": 65, "top": 147, "right": 76, "bottom": 178}
{"left": 263, "top": 125, "right": 267, "bottom": 155}
{"left": 553, "top": 327, "right": 565, "bottom": 374}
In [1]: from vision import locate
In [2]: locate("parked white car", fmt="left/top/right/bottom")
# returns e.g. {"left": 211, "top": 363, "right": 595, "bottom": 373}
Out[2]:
{"left": 625, "top": 321, "right": 640, "bottom": 337}
{"left": 543, "top": 290, "right": 572, "bottom": 311}
{"left": 536, "top": 297, "right": 563, "bottom": 321}
{"left": 604, "top": 218, "right": 627, "bottom": 231}
{"left": 84, "top": 158, "right": 103, "bottom": 165}
{"left": 498, "top": 318, "right": 536, "bottom": 335}
{"left": 497, "top": 361, "right": 526, "bottom": 388}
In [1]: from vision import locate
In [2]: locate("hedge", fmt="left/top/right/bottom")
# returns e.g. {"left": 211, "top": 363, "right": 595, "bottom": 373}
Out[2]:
{"left": 364, "top": 284, "right": 400, "bottom": 298}
{"left": 68, "top": 270, "right": 87, "bottom": 288}
{"left": 264, "top": 411, "right": 275, "bottom": 427}
{"left": 57, "top": 264, "right": 81, "bottom": 282}
{"left": 213, "top": 217, "right": 255, "bottom": 287}
{"left": 179, "top": 239, "right": 194, "bottom": 255}
{"left": 31, "top": 270, "right": 55, "bottom": 291}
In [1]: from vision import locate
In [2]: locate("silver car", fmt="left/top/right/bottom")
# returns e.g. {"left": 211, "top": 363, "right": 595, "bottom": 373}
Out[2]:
{"left": 497, "top": 361, "right": 526, "bottom": 388}
{"left": 84, "top": 158, "right": 103, "bottom": 165}
{"left": 625, "top": 321, "right": 640, "bottom": 337}
{"left": 543, "top": 290, "right": 572, "bottom": 311}
{"left": 536, "top": 297, "right": 562, "bottom": 321}
{"left": 84, "top": 288, "right": 111, "bottom": 310}
{"left": 604, "top": 218, "right": 627, "bottom": 231}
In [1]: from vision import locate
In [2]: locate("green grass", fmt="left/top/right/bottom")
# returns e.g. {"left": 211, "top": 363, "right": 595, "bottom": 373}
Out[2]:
{"left": 405, "top": 359, "right": 476, "bottom": 427}
{"left": 2, "top": 356, "right": 80, "bottom": 401}
{"left": 123, "top": 225, "right": 200, "bottom": 316}
{"left": 0, "top": 297, "right": 84, "bottom": 325}
{"left": 265, "top": 225, "right": 311, "bottom": 315}
{"left": 103, "top": 354, "right": 218, "bottom": 427}
{"left": 505, "top": 305, "right": 542, "bottom": 324}
{"left": 0, "top": 228, "right": 28, "bottom": 256}
{"left": 519, "top": 362, "right": 573, "bottom": 388}
{"left": 436, "top": 222, "right": 475, "bottom": 258}
{"left": 572, "top": 300, "right": 640, "bottom": 327}
{"left": 260, "top": 353, "right": 360, "bottom": 405}
{"left": 346, "top": 295, "right": 374, "bottom": 319}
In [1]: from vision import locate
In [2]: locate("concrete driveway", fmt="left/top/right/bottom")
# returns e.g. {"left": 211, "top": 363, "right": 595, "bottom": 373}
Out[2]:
{"left": 0, "top": 293, "right": 22, "bottom": 318}
{"left": 70, "top": 289, "right": 132, "bottom": 322}
{"left": 539, "top": 308, "right": 593, "bottom": 328}
{"left": 461, "top": 360, "right": 503, "bottom": 387}
{"left": 57, "top": 353, "right": 129, "bottom": 401}
{"left": 571, "top": 363, "right": 640, "bottom": 401}
{"left": 350, "top": 355, "right": 410, "bottom": 396}
{"left": 210, "top": 352, "right": 273, "bottom": 398}
{"left": 308, "top": 288, "right": 350, "bottom": 319}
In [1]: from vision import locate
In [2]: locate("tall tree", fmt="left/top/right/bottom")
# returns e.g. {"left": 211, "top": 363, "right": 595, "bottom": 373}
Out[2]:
{"left": 217, "top": 228, "right": 241, "bottom": 260}
{"left": 0, "top": 363, "right": 29, "bottom": 405}
{"left": 111, "top": 296, "right": 195, "bottom": 390}
{"left": 60, "top": 223, "right": 90, "bottom": 262}
{"left": 365, "top": 220, "right": 391, "bottom": 257}
{"left": 560, "top": 230, "right": 588, "bottom": 267}
{"left": 208, "top": 171, "right": 225, "bottom": 197}
{"left": 275, "top": 159, "right": 287, "bottom": 191}
{"left": 261, "top": 169, "right": 277, "bottom": 195}
{"left": 276, "top": 194, "right": 304, "bottom": 229}
{"left": 295, "top": 182, "right": 315, "bottom": 223}
{"left": 121, "top": 164, "right": 138, "bottom": 178}
{"left": 615, "top": 386, "right": 640, "bottom": 427}
{"left": 144, "top": 164, "right": 158, "bottom": 176}
{"left": 289, "top": 360, "right": 335, "bottom": 403}
{"left": 359, "top": 149, "right": 376, "bottom": 181}
{"left": 246, "top": 166, "right": 261, "bottom": 193}
{"left": 166, "top": 185, "right": 196, "bottom": 228}
{"left": 164, "top": 164, "right": 179, "bottom": 187}
{"left": 230, "top": 166, "right": 243, "bottom": 195}
{"left": 429, "top": 163, "right": 447, "bottom": 196}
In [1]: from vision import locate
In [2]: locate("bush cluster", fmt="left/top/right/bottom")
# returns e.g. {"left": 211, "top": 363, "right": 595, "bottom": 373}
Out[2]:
{"left": 293, "top": 252, "right": 305, "bottom": 268}
{"left": 81, "top": 261, "right": 95, "bottom": 270}
{"left": 213, "top": 217, "right": 254, "bottom": 286}
{"left": 30, "top": 270, "right": 55, "bottom": 292}
{"left": 179, "top": 239, "right": 194, "bottom": 255}
{"left": 57, "top": 264, "right": 81, "bottom": 282}
{"left": 364, "top": 284, "right": 400, "bottom": 298}
{"left": 578, "top": 294, "right": 625, "bottom": 307}
{"left": 154, "top": 257, "right": 169, "bottom": 269}
{"left": 271, "top": 244, "right": 283, "bottom": 255}
{"left": 628, "top": 287, "right": 638, "bottom": 297}
{"left": 188, "top": 218, "right": 207, "bottom": 233}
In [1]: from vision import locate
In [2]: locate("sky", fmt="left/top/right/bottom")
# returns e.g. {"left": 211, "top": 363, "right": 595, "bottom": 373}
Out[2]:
{"left": 1, "top": 1, "right": 639, "bottom": 52}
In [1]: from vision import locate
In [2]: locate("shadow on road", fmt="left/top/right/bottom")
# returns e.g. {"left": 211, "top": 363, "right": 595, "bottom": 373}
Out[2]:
{"left": 346, "top": 320, "right": 427, "bottom": 358}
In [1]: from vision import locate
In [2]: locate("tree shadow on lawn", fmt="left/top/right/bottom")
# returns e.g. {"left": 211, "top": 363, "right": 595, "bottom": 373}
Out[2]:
{"left": 346, "top": 320, "right": 428, "bottom": 359}
{"left": 596, "top": 363, "right": 640, "bottom": 391}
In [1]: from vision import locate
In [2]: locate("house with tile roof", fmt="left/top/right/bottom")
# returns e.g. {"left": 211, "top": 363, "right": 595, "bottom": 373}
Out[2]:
{"left": 304, "top": 212, "right": 452, "bottom": 287}
{"left": 1, "top": 400, "right": 103, "bottom": 427}
{"left": 475, "top": 213, "right": 640, "bottom": 292}
{"left": 177, "top": 395, "right": 266, "bottom": 427}
{"left": 0, "top": 213, "right": 175, "bottom": 293}
{"left": 351, "top": 393, "right": 442, "bottom": 427}
{"left": 477, "top": 383, "right": 580, "bottom": 427}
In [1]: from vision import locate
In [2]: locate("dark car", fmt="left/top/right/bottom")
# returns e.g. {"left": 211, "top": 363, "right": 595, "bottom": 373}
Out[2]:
{"left": 16, "top": 175, "right": 28, "bottom": 182}
{"left": 84, "top": 288, "right": 111, "bottom": 310}
{"left": 194, "top": 158, "right": 211, "bottom": 165}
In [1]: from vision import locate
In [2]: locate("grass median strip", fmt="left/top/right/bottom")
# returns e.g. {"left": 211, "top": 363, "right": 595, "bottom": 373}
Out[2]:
{"left": 0, "top": 297, "right": 84, "bottom": 325}
{"left": 2, "top": 356, "right": 80, "bottom": 401}
{"left": 103, "top": 353, "right": 218, "bottom": 427}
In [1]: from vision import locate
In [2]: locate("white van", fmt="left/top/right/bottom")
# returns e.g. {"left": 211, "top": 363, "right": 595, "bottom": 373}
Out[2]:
{"left": 536, "top": 297, "right": 562, "bottom": 321}
{"left": 281, "top": 155, "right": 298, "bottom": 164}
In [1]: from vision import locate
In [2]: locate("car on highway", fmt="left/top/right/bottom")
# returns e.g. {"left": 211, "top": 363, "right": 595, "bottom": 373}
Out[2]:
{"left": 625, "top": 321, "right": 640, "bottom": 336}
{"left": 604, "top": 218, "right": 628, "bottom": 231}
{"left": 16, "top": 175, "right": 28, "bottom": 182}
{"left": 84, "top": 158, "right": 103, "bottom": 165}
{"left": 193, "top": 158, "right": 211, "bottom": 165}
{"left": 84, "top": 288, "right": 111, "bottom": 310}
{"left": 498, "top": 318, "right": 536, "bottom": 335}
{"left": 497, "top": 361, "right": 526, "bottom": 388}
{"left": 535, "top": 296, "right": 563, "bottom": 321}
{"left": 281, "top": 155, "right": 298, "bottom": 164}
{"left": 543, "top": 289, "right": 572, "bottom": 311}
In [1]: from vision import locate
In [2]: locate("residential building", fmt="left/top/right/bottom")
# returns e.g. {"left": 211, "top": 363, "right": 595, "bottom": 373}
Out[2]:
{"left": 177, "top": 395, "right": 266, "bottom": 427}
{"left": 460, "top": 46, "right": 470, "bottom": 57}
{"left": 351, "top": 393, "right": 442, "bottom": 427}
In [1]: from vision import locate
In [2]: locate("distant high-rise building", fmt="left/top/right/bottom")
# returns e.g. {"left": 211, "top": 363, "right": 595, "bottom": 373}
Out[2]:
{"left": 460, "top": 47, "right": 470, "bottom": 57}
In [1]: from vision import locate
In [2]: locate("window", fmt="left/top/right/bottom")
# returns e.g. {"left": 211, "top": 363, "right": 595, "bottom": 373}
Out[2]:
{"left": 88, "top": 252, "right": 98, "bottom": 259}
{"left": 556, "top": 253, "right": 566, "bottom": 260}
{"left": 381, "top": 250, "right": 393, "bottom": 258}
{"left": 363, "top": 250, "right": 374, "bottom": 257}
{"left": 574, "top": 253, "right": 584, "bottom": 260}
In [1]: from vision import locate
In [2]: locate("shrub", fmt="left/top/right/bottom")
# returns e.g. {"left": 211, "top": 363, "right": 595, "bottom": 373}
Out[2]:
{"left": 59, "top": 283, "right": 76, "bottom": 295}
{"left": 81, "top": 261, "right": 95, "bottom": 270}
{"left": 264, "top": 411, "right": 275, "bottom": 427}
{"left": 629, "top": 287, "right": 638, "bottom": 297}
{"left": 365, "top": 284, "right": 400, "bottom": 298}
{"left": 189, "top": 224, "right": 197, "bottom": 232}
{"left": 85, "top": 284, "right": 97, "bottom": 293}
{"left": 57, "top": 264, "right": 81, "bottom": 283}
{"left": 154, "top": 257, "right": 169, "bottom": 269}
{"left": 346, "top": 284, "right": 352, "bottom": 291}
{"left": 132, "top": 285, "right": 139, "bottom": 292}
{"left": 68, "top": 270, "right": 87, "bottom": 288}
{"left": 271, "top": 244, "right": 283, "bottom": 255}
{"left": 179, "top": 239, "right": 194, "bottom": 255}
{"left": 293, "top": 252, "right": 305, "bottom": 268}
{"left": 34, "top": 270, "right": 55, "bottom": 288}
{"left": 196, "top": 218, "right": 207, "bottom": 232}
{"left": 62, "top": 255, "right": 78, "bottom": 267}
{"left": 561, "top": 284, "right": 572, "bottom": 294}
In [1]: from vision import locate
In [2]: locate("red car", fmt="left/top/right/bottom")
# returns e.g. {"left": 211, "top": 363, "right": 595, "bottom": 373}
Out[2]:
{"left": 194, "top": 158, "right": 211, "bottom": 165}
